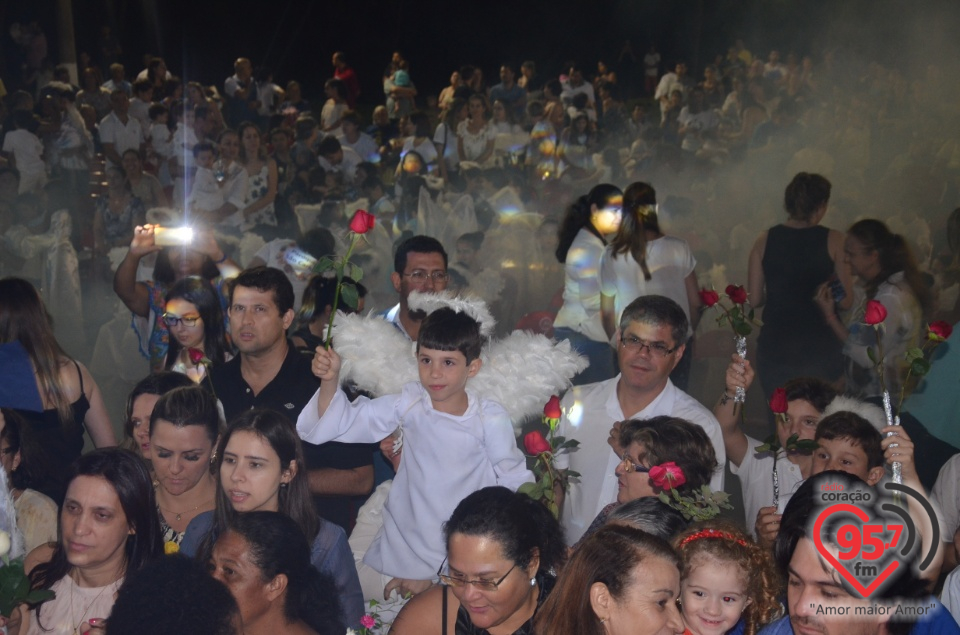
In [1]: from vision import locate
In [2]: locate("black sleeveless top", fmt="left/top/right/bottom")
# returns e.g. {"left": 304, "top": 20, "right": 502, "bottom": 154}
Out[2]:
{"left": 13, "top": 360, "right": 89, "bottom": 502}
{"left": 757, "top": 224, "right": 842, "bottom": 378}
{"left": 442, "top": 573, "right": 556, "bottom": 635}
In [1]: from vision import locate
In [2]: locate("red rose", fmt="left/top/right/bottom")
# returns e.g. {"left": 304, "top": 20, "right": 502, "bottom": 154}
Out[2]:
{"left": 523, "top": 431, "right": 552, "bottom": 455}
{"left": 928, "top": 320, "right": 953, "bottom": 342}
{"left": 543, "top": 395, "right": 562, "bottom": 420}
{"left": 188, "top": 348, "right": 205, "bottom": 365}
{"left": 649, "top": 462, "right": 686, "bottom": 491}
{"left": 348, "top": 209, "right": 376, "bottom": 234}
{"left": 769, "top": 387, "right": 788, "bottom": 414}
{"left": 725, "top": 284, "right": 748, "bottom": 305}
{"left": 863, "top": 300, "right": 887, "bottom": 325}
{"left": 699, "top": 289, "right": 720, "bottom": 307}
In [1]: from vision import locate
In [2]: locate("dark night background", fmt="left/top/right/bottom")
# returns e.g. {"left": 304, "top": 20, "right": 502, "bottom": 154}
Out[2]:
{"left": 3, "top": 0, "right": 959, "bottom": 102}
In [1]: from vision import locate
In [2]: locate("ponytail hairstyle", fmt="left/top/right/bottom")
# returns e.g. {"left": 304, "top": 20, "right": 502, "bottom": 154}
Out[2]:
{"left": 227, "top": 511, "right": 345, "bottom": 635}
{"left": 556, "top": 183, "right": 623, "bottom": 263}
{"left": 609, "top": 181, "right": 661, "bottom": 280}
{"left": 847, "top": 219, "right": 931, "bottom": 316}
{"left": 673, "top": 520, "right": 783, "bottom": 635}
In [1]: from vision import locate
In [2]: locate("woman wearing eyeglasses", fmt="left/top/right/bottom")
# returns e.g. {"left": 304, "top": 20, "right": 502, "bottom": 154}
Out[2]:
{"left": 162, "top": 276, "right": 233, "bottom": 382}
{"left": 391, "top": 487, "right": 566, "bottom": 635}
{"left": 576, "top": 416, "right": 716, "bottom": 544}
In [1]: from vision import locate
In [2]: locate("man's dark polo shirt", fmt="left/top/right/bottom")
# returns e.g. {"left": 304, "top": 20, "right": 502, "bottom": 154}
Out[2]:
{"left": 210, "top": 342, "right": 372, "bottom": 531}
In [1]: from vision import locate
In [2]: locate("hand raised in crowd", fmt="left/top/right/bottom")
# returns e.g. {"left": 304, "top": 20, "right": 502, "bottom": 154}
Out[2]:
{"left": 724, "top": 353, "right": 754, "bottom": 397}
{"left": 311, "top": 346, "right": 341, "bottom": 383}
{"left": 129, "top": 224, "right": 161, "bottom": 257}
{"left": 881, "top": 424, "right": 917, "bottom": 481}
{"left": 813, "top": 282, "right": 835, "bottom": 319}
{"left": 755, "top": 505, "right": 781, "bottom": 548}
{"left": 380, "top": 431, "right": 402, "bottom": 473}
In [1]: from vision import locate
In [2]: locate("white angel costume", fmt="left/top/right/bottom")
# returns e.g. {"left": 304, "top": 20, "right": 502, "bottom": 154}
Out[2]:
{"left": 296, "top": 291, "right": 586, "bottom": 598}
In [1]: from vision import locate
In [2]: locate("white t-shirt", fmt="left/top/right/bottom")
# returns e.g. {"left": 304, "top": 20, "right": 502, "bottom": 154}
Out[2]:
{"left": 99, "top": 111, "right": 144, "bottom": 167}
{"left": 599, "top": 236, "right": 696, "bottom": 336}
{"left": 729, "top": 436, "right": 805, "bottom": 536}
{"left": 554, "top": 376, "right": 726, "bottom": 544}
{"left": 554, "top": 229, "right": 608, "bottom": 343}
{"left": 2, "top": 129, "right": 46, "bottom": 193}
{"left": 338, "top": 132, "right": 379, "bottom": 163}
{"left": 400, "top": 136, "right": 439, "bottom": 172}
{"left": 321, "top": 100, "right": 346, "bottom": 132}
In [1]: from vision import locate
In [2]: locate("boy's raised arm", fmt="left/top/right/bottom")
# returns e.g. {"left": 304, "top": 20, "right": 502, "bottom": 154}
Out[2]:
{"left": 311, "top": 346, "right": 342, "bottom": 418}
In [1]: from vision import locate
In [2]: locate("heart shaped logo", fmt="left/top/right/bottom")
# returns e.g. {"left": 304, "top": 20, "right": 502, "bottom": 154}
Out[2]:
{"left": 812, "top": 503, "right": 902, "bottom": 598}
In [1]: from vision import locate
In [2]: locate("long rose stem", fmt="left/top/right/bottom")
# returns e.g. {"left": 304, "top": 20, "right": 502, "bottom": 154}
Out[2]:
{"left": 323, "top": 235, "right": 358, "bottom": 349}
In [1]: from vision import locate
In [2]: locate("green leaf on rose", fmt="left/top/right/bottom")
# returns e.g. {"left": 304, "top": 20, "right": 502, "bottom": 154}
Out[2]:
{"left": 347, "top": 262, "right": 364, "bottom": 283}
{"left": 340, "top": 283, "right": 359, "bottom": 309}
{"left": 314, "top": 256, "right": 336, "bottom": 273}
{"left": 910, "top": 357, "right": 931, "bottom": 376}
{"left": 867, "top": 347, "right": 877, "bottom": 363}
{"left": 904, "top": 348, "right": 924, "bottom": 363}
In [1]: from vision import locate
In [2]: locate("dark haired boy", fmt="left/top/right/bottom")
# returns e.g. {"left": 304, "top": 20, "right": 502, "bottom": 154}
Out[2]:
{"left": 300, "top": 304, "right": 532, "bottom": 607}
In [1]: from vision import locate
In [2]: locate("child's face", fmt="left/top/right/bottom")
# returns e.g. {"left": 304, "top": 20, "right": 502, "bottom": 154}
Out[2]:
{"left": 811, "top": 437, "right": 883, "bottom": 485}
{"left": 416, "top": 347, "right": 481, "bottom": 415}
{"left": 680, "top": 558, "right": 751, "bottom": 635}
{"left": 155, "top": 112, "right": 169, "bottom": 125}
{"left": 196, "top": 150, "right": 215, "bottom": 169}
{"left": 778, "top": 399, "right": 821, "bottom": 452}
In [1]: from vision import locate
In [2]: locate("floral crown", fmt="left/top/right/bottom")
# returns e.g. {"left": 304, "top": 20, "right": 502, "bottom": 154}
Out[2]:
{"left": 678, "top": 528, "right": 748, "bottom": 549}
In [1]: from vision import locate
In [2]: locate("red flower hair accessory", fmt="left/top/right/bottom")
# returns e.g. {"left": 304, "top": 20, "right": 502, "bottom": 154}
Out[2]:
{"left": 677, "top": 528, "right": 748, "bottom": 549}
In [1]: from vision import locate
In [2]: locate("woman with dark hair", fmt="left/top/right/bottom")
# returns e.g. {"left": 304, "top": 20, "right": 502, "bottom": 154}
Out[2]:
{"left": 553, "top": 183, "right": 623, "bottom": 385}
{"left": 399, "top": 111, "right": 439, "bottom": 175}
{"left": 391, "top": 486, "right": 566, "bottom": 635}
{"left": 599, "top": 182, "right": 700, "bottom": 388}
{"left": 748, "top": 172, "right": 852, "bottom": 403}
{"left": 122, "top": 371, "right": 194, "bottom": 462}
{"left": 0, "top": 409, "right": 57, "bottom": 552}
{"left": 580, "top": 416, "right": 717, "bottom": 541}
{"left": 291, "top": 276, "right": 367, "bottom": 351}
{"left": 435, "top": 98, "right": 468, "bottom": 183}
{"left": 815, "top": 219, "right": 928, "bottom": 398}
{"left": 211, "top": 511, "right": 345, "bottom": 635}
{"left": 180, "top": 409, "right": 363, "bottom": 628}
{"left": 113, "top": 225, "right": 237, "bottom": 371}
{"left": 162, "top": 276, "right": 232, "bottom": 382}
{"left": 149, "top": 385, "right": 219, "bottom": 547}
{"left": 533, "top": 524, "right": 684, "bottom": 635}
{"left": 16, "top": 448, "right": 163, "bottom": 634}
{"left": 457, "top": 94, "right": 495, "bottom": 165}
{"left": 321, "top": 78, "right": 348, "bottom": 133}
{"left": 0, "top": 278, "right": 116, "bottom": 501}
{"left": 238, "top": 121, "right": 278, "bottom": 231}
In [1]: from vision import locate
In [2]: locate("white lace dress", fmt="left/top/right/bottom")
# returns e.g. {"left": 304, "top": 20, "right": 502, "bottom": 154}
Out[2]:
{"left": 242, "top": 163, "right": 276, "bottom": 230}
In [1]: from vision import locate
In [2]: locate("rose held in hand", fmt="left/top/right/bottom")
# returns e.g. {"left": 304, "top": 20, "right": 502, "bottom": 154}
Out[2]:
{"left": 348, "top": 209, "right": 376, "bottom": 234}
{"left": 699, "top": 288, "right": 720, "bottom": 307}
{"left": 864, "top": 299, "right": 887, "bottom": 325}
{"left": 543, "top": 395, "right": 561, "bottom": 420}
{"left": 524, "top": 431, "right": 551, "bottom": 455}
{"left": 725, "top": 284, "right": 748, "bottom": 304}
{"left": 769, "top": 387, "right": 788, "bottom": 414}
{"left": 188, "top": 347, "right": 205, "bottom": 365}
{"left": 928, "top": 320, "right": 952, "bottom": 342}
{"left": 650, "top": 462, "right": 686, "bottom": 491}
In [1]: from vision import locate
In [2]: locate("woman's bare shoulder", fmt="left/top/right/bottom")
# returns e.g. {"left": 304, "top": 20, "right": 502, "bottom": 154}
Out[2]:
{"left": 390, "top": 585, "right": 448, "bottom": 635}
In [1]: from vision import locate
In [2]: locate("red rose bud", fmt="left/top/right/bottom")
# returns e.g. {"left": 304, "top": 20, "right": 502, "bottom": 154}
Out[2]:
{"left": 699, "top": 289, "right": 720, "bottom": 307}
{"left": 188, "top": 348, "right": 205, "bottom": 365}
{"left": 725, "top": 284, "right": 748, "bottom": 304}
{"left": 768, "top": 387, "right": 788, "bottom": 414}
{"left": 523, "top": 431, "right": 551, "bottom": 455}
{"left": 543, "top": 395, "right": 562, "bottom": 420}
{"left": 863, "top": 299, "right": 887, "bottom": 325}
{"left": 348, "top": 209, "right": 376, "bottom": 234}
{"left": 649, "top": 461, "right": 686, "bottom": 491}
{"left": 928, "top": 320, "right": 953, "bottom": 342}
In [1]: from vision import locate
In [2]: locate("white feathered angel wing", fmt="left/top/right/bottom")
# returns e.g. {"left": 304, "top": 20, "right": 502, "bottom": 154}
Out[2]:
{"left": 471, "top": 332, "right": 588, "bottom": 430}
{"left": 330, "top": 311, "right": 417, "bottom": 397}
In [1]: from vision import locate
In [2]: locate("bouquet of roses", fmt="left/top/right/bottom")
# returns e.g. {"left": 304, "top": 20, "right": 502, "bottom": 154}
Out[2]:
{"left": 699, "top": 285, "right": 762, "bottom": 403}
{"left": 518, "top": 396, "right": 580, "bottom": 518}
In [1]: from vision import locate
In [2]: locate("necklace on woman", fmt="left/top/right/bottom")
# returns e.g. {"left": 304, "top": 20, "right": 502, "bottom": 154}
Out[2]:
{"left": 156, "top": 487, "right": 214, "bottom": 521}
{"left": 69, "top": 574, "right": 121, "bottom": 635}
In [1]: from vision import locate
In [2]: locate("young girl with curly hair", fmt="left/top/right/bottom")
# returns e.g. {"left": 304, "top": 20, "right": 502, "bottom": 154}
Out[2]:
{"left": 673, "top": 521, "right": 783, "bottom": 635}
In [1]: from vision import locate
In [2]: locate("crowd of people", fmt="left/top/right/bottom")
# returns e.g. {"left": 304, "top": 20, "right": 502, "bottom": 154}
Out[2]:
{"left": 0, "top": 30, "right": 959, "bottom": 635}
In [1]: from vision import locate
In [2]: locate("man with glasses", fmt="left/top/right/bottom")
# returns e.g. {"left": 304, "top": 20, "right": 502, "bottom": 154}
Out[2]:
{"left": 553, "top": 294, "right": 725, "bottom": 545}
{"left": 382, "top": 235, "right": 450, "bottom": 341}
